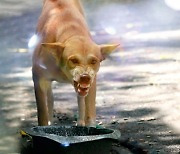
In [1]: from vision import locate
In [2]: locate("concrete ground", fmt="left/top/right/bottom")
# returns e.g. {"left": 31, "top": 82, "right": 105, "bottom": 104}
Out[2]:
{"left": 0, "top": 0, "right": 180, "bottom": 153}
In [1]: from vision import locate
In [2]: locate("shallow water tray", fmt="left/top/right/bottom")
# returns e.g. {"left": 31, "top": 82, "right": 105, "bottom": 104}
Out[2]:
{"left": 22, "top": 126, "right": 121, "bottom": 154}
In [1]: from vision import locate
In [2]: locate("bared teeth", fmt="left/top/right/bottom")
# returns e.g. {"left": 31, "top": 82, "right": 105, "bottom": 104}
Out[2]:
{"left": 79, "top": 84, "right": 90, "bottom": 88}
{"left": 78, "top": 88, "right": 81, "bottom": 93}
{"left": 74, "top": 80, "right": 90, "bottom": 95}
{"left": 78, "top": 87, "right": 88, "bottom": 93}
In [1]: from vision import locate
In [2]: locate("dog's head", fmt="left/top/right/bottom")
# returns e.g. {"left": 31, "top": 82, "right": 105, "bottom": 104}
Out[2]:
{"left": 42, "top": 38, "right": 119, "bottom": 97}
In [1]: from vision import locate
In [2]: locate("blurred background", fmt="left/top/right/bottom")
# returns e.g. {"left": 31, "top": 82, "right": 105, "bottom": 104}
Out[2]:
{"left": 0, "top": 0, "right": 180, "bottom": 153}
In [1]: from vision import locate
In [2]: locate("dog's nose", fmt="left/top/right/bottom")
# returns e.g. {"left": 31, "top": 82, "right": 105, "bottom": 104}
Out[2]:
{"left": 80, "top": 74, "right": 91, "bottom": 83}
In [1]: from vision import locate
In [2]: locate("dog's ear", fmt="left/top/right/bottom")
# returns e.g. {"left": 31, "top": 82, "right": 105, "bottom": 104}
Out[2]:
{"left": 100, "top": 44, "right": 120, "bottom": 61}
{"left": 41, "top": 42, "right": 65, "bottom": 62}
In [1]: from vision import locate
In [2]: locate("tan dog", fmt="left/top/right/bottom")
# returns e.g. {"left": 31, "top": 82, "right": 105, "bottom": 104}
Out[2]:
{"left": 32, "top": 0, "right": 119, "bottom": 126}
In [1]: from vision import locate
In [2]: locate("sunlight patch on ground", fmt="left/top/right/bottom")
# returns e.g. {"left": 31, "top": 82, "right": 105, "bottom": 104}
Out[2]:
{"left": 0, "top": 67, "right": 32, "bottom": 79}
{"left": 0, "top": 136, "right": 17, "bottom": 152}
{"left": 8, "top": 48, "right": 28, "bottom": 53}
{"left": 165, "top": 0, "right": 180, "bottom": 11}
{"left": 123, "top": 29, "right": 180, "bottom": 41}
{"left": 28, "top": 34, "right": 40, "bottom": 51}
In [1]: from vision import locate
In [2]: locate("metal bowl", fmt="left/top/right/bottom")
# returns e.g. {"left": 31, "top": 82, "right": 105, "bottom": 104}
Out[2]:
{"left": 21, "top": 126, "right": 121, "bottom": 154}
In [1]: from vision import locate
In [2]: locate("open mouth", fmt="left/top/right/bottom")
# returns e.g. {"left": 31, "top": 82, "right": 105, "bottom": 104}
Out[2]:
{"left": 73, "top": 81, "right": 90, "bottom": 97}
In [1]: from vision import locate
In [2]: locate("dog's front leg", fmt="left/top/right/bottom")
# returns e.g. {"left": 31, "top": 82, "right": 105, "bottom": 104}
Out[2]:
{"left": 33, "top": 73, "right": 53, "bottom": 126}
{"left": 77, "top": 96, "right": 85, "bottom": 126}
{"left": 85, "top": 78, "right": 96, "bottom": 127}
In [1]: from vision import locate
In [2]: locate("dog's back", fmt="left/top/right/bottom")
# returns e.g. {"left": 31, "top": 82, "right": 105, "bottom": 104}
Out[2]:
{"left": 36, "top": 0, "right": 90, "bottom": 43}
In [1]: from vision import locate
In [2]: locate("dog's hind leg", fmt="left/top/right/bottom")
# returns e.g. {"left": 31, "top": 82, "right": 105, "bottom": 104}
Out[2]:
{"left": 33, "top": 73, "right": 53, "bottom": 126}
{"left": 46, "top": 83, "right": 54, "bottom": 125}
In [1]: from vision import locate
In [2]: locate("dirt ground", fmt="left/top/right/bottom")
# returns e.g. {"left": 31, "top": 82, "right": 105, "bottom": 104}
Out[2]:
{"left": 0, "top": 0, "right": 180, "bottom": 153}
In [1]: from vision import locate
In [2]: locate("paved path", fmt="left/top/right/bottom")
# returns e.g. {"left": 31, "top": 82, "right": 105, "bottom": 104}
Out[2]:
{"left": 0, "top": 0, "right": 180, "bottom": 153}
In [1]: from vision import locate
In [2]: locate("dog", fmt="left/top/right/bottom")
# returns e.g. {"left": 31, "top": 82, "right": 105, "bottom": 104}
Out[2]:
{"left": 32, "top": 0, "right": 119, "bottom": 126}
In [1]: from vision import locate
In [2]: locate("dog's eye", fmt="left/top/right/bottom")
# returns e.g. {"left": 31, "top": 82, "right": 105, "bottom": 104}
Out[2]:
{"left": 70, "top": 58, "right": 79, "bottom": 64}
{"left": 91, "top": 59, "right": 97, "bottom": 65}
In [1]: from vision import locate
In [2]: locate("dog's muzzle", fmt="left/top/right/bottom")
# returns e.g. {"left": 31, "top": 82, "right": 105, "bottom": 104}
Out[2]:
{"left": 74, "top": 74, "right": 91, "bottom": 96}
{"left": 72, "top": 67, "right": 95, "bottom": 97}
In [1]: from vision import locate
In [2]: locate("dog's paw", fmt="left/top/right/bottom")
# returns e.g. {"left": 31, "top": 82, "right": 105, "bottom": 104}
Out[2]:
{"left": 85, "top": 120, "right": 96, "bottom": 127}
{"left": 77, "top": 120, "right": 85, "bottom": 126}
